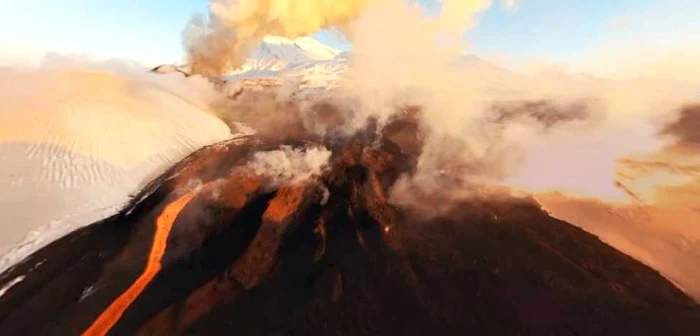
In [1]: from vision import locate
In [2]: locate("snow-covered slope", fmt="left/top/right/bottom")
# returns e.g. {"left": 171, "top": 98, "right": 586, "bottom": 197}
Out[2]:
{"left": 0, "top": 68, "right": 231, "bottom": 272}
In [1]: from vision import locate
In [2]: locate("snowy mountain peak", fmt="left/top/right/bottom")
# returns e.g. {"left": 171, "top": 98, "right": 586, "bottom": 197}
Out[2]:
{"left": 259, "top": 36, "right": 340, "bottom": 60}
{"left": 233, "top": 36, "right": 341, "bottom": 75}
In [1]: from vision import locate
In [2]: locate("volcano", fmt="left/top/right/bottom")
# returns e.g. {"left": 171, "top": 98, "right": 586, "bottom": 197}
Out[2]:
{"left": 0, "top": 109, "right": 699, "bottom": 336}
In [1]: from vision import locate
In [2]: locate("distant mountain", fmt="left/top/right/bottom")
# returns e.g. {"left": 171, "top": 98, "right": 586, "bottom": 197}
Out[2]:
{"left": 226, "top": 36, "right": 348, "bottom": 90}
{"left": 233, "top": 36, "right": 342, "bottom": 73}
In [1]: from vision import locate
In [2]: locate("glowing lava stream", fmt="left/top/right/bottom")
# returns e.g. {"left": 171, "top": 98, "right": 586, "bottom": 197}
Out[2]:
{"left": 82, "top": 192, "right": 196, "bottom": 336}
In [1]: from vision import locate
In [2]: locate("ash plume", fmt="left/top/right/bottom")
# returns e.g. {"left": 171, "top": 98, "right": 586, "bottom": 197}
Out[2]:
{"left": 183, "top": 0, "right": 493, "bottom": 78}
{"left": 184, "top": 0, "right": 370, "bottom": 77}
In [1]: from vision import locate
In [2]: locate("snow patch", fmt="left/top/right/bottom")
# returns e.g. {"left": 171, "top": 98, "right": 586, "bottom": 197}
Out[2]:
{"left": 0, "top": 276, "right": 25, "bottom": 297}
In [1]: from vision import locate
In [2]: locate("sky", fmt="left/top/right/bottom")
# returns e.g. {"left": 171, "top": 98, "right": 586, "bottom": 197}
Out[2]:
{"left": 1, "top": 0, "right": 699, "bottom": 67}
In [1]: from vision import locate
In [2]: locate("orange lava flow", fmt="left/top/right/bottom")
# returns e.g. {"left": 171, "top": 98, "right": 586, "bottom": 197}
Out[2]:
{"left": 82, "top": 192, "right": 196, "bottom": 336}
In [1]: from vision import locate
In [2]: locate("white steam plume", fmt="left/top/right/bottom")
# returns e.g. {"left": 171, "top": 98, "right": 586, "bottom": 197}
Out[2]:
{"left": 248, "top": 146, "right": 331, "bottom": 185}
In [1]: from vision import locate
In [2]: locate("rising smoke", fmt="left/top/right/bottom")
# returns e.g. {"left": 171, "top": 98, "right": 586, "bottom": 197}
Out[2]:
{"left": 248, "top": 145, "right": 332, "bottom": 186}
{"left": 184, "top": 0, "right": 370, "bottom": 77}
{"left": 186, "top": 0, "right": 699, "bottom": 204}
{"left": 180, "top": 0, "right": 700, "bottom": 300}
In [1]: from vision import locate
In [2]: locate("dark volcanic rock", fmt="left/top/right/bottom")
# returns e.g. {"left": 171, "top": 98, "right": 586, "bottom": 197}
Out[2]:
{"left": 0, "top": 114, "right": 699, "bottom": 336}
